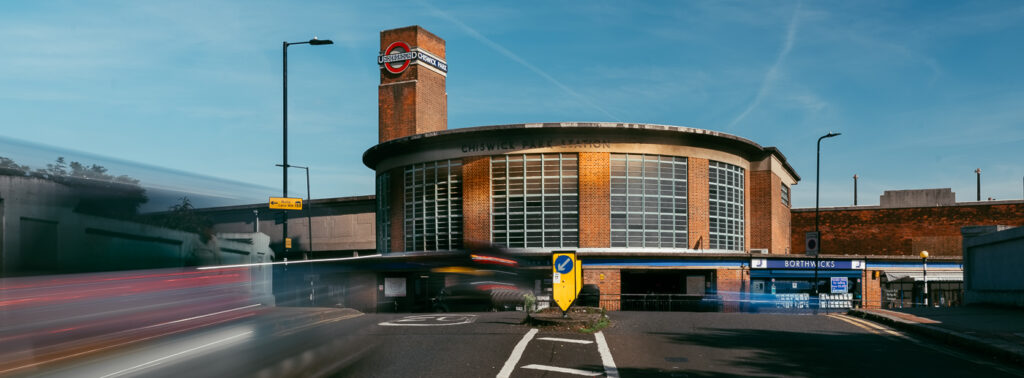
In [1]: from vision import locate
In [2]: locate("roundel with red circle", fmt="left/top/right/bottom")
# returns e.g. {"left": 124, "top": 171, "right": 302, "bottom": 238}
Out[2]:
{"left": 382, "top": 41, "right": 413, "bottom": 74}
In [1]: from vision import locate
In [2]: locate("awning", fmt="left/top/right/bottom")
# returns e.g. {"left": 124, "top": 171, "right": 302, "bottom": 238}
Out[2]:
{"left": 882, "top": 270, "right": 962, "bottom": 282}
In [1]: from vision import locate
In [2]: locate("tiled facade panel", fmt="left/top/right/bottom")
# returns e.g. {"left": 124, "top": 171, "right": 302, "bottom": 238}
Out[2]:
{"left": 462, "top": 156, "right": 491, "bottom": 244}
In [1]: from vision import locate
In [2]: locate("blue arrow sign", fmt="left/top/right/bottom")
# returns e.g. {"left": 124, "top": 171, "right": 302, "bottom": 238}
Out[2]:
{"left": 555, "top": 255, "right": 573, "bottom": 274}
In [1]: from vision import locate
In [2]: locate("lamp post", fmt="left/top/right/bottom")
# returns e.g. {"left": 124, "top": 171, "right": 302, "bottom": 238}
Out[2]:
{"left": 277, "top": 164, "right": 313, "bottom": 256}
{"left": 920, "top": 250, "right": 929, "bottom": 307}
{"left": 814, "top": 132, "right": 841, "bottom": 296}
{"left": 853, "top": 174, "right": 858, "bottom": 206}
{"left": 282, "top": 37, "right": 332, "bottom": 258}
{"left": 975, "top": 168, "right": 981, "bottom": 201}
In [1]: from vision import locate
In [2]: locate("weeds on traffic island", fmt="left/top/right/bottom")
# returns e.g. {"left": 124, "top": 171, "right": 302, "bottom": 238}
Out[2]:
{"left": 524, "top": 306, "right": 610, "bottom": 333}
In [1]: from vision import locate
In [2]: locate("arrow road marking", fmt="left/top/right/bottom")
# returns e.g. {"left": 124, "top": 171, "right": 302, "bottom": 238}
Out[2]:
{"left": 538, "top": 337, "right": 593, "bottom": 344}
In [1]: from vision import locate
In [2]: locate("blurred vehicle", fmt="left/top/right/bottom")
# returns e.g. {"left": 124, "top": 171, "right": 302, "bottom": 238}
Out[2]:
{"left": 431, "top": 282, "right": 529, "bottom": 312}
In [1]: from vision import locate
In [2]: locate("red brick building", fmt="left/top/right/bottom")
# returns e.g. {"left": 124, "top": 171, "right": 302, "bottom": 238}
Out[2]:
{"left": 365, "top": 26, "right": 808, "bottom": 311}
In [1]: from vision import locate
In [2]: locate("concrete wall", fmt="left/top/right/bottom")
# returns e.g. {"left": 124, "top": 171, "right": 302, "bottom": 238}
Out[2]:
{"left": 197, "top": 196, "right": 376, "bottom": 258}
{"left": 880, "top": 188, "right": 956, "bottom": 208}
{"left": 963, "top": 226, "right": 1024, "bottom": 307}
{"left": 1, "top": 175, "right": 273, "bottom": 289}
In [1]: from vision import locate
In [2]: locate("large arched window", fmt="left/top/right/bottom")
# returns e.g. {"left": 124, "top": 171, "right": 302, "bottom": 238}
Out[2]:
{"left": 610, "top": 154, "right": 687, "bottom": 248}
{"left": 491, "top": 154, "right": 578, "bottom": 248}
{"left": 376, "top": 172, "right": 391, "bottom": 253}
{"left": 709, "top": 161, "right": 745, "bottom": 251}
{"left": 404, "top": 160, "right": 463, "bottom": 251}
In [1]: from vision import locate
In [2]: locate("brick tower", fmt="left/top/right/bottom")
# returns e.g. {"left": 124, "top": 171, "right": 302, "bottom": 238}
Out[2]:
{"left": 378, "top": 26, "right": 448, "bottom": 143}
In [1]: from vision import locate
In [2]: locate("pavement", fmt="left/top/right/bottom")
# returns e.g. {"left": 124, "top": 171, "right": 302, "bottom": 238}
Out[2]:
{"left": 849, "top": 305, "right": 1024, "bottom": 367}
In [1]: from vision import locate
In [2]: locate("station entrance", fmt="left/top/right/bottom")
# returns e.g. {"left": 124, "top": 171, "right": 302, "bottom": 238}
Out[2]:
{"left": 620, "top": 269, "right": 718, "bottom": 311}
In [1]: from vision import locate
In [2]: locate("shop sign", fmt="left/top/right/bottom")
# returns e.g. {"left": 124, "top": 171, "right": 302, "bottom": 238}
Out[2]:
{"left": 378, "top": 41, "right": 448, "bottom": 74}
{"left": 751, "top": 259, "right": 866, "bottom": 270}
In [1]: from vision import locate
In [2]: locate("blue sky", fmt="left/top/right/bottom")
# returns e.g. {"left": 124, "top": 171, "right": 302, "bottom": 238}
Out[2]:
{"left": 2, "top": 0, "right": 1022, "bottom": 209}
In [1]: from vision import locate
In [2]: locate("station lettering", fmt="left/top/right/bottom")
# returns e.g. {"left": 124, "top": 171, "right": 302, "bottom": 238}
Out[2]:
{"left": 459, "top": 138, "right": 611, "bottom": 153}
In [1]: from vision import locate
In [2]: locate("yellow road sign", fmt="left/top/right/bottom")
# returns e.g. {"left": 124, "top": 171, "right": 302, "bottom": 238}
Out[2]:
{"left": 269, "top": 197, "right": 303, "bottom": 210}
{"left": 552, "top": 251, "right": 581, "bottom": 312}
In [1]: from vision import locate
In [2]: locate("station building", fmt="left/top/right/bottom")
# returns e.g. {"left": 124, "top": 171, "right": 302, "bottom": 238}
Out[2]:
{"left": 364, "top": 26, "right": 805, "bottom": 311}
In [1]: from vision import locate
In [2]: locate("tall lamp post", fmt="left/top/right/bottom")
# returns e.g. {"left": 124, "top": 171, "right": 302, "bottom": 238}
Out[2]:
{"left": 920, "top": 250, "right": 929, "bottom": 307}
{"left": 282, "top": 37, "right": 332, "bottom": 258}
{"left": 277, "top": 164, "right": 313, "bottom": 256}
{"left": 814, "top": 132, "right": 841, "bottom": 296}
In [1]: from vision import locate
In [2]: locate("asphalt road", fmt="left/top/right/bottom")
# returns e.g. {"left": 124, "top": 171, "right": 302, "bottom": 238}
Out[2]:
{"left": 11, "top": 309, "right": 1024, "bottom": 377}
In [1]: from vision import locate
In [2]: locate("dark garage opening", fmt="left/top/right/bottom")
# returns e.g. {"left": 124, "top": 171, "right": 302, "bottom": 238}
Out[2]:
{"left": 620, "top": 270, "right": 718, "bottom": 311}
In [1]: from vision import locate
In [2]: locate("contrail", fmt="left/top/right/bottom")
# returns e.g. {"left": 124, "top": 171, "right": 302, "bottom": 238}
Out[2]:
{"left": 419, "top": 1, "right": 621, "bottom": 122}
{"left": 727, "top": 2, "right": 802, "bottom": 130}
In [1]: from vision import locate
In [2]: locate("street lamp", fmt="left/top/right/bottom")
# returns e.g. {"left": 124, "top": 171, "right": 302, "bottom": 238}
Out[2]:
{"left": 282, "top": 37, "right": 332, "bottom": 258}
{"left": 814, "top": 132, "right": 841, "bottom": 296}
{"left": 920, "top": 250, "right": 929, "bottom": 307}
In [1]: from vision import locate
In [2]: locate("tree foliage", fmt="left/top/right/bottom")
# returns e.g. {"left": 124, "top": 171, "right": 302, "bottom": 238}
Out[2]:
{"left": 1, "top": 156, "right": 147, "bottom": 219}
{"left": 161, "top": 197, "right": 214, "bottom": 243}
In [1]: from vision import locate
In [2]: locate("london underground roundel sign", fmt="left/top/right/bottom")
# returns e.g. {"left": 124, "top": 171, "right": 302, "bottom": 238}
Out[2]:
{"left": 378, "top": 41, "right": 416, "bottom": 74}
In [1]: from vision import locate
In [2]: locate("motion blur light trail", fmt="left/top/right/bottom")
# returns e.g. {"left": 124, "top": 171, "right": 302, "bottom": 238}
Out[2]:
{"left": 0, "top": 267, "right": 266, "bottom": 375}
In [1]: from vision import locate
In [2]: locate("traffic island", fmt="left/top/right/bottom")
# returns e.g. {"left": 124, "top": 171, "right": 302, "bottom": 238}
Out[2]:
{"left": 525, "top": 307, "right": 609, "bottom": 333}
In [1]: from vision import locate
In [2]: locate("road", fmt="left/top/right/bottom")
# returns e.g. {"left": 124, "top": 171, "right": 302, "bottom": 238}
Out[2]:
{"left": 8, "top": 310, "right": 1022, "bottom": 377}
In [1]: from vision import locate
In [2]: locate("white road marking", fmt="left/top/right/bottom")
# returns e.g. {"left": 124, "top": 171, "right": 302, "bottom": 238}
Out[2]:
{"left": 595, "top": 331, "right": 620, "bottom": 378}
{"left": 379, "top": 315, "right": 477, "bottom": 326}
{"left": 496, "top": 328, "right": 538, "bottom": 378}
{"left": 98, "top": 331, "right": 253, "bottom": 378}
{"left": 522, "top": 364, "right": 603, "bottom": 376}
{"left": 538, "top": 337, "right": 594, "bottom": 344}
{"left": 139, "top": 304, "right": 261, "bottom": 331}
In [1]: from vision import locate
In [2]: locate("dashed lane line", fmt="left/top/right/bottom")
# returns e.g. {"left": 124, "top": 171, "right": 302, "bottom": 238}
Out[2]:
{"left": 537, "top": 337, "right": 594, "bottom": 344}
{"left": 522, "top": 364, "right": 603, "bottom": 376}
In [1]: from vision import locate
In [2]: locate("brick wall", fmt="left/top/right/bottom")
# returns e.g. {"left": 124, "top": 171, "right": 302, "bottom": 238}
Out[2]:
{"left": 863, "top": 270, "right": 882, "bottom": 309}
{"left": 772, "top": 175, "right": 792, "bottom": 254}
{"left": 579, "top": 152, "right": 610, "bottom": 248}
{"left": 378, "top": 26, "right": 446, "bottom": 143}
{"left": 791, "top": 202, "right": 1024, "bottom": 256}
{"left": 716, "top": 268, "right": 743, "bottom": 312}
{"left": 583, "top": 268, "right": 620, "bottom": 311}
{"left": 688, "top": 158, "right": 710, "bottom": 250}
{"left": 750, "top": 171, "right": 772, "bottom": 251}
{"left": 462, "top": 156, "right": 491, "bottom": 244}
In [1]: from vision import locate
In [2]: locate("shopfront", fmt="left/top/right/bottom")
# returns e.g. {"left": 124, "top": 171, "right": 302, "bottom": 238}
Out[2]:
{"left": 749, "top": 258, "right": 866, "bottom": 310}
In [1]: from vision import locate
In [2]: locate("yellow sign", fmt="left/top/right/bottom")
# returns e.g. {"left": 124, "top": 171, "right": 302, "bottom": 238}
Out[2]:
{"left": 285, "top": 238, "right": 292, "bottom": 249}
{"left": 269, "top": 197, "right": 303, "bottom": 210}
{"left": 552, "top": 251, "right": 581, "bottom": 312}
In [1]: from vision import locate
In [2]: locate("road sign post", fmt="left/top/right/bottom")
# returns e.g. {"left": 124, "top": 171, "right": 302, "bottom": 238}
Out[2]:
{"left": 552, "top": 251, "right": 581, "bottom": 316}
